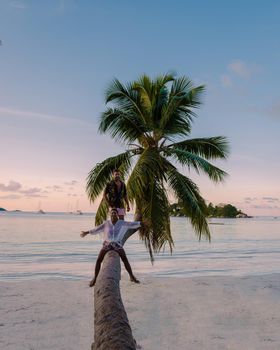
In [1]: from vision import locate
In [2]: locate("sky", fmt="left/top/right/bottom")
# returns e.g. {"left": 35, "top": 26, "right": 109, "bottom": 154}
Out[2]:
{"left": 0, "top": 0, "right": 279, "bottom": 215}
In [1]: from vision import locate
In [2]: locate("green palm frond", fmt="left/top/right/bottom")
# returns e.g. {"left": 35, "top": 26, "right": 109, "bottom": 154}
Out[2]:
{"left": 132, "top": 73, "right": 175, "bottom": 128}
{"left": 152, "top": 73, "right": 175, "bottom": 125}
{"left": 163, "top": 147, "right": 228, "bottom": 182}
{"left": 99, "top": 107, "right": 147, "bottom": 143}
{"left": 167, "top": 136, "right": 230, "bottom": 160}
{"left": 95, "top": 197, "right": 109, "bottom": 226}
{"left": 159, "top": 78, "right": 205, "bottom": 138}
{"left": 105, "top": 78, "right": 146, "bottom": 124}
{"left": 154, "top": 73, "right": 175, "bottom": 88}
{"left": 151, "top": 86, "right": 170, "bottom": 133}
{"left": 127, "top": 148, "right": 170, "bottom": 204}
{"left": 133, "top": 76, "right": 153, "bottom": 123}
{"left": 142, "top": 179, "right": 173, "bottom": 252}
{"left": 86, "top": 151, "right": 132, "bottom": 203}
{"left": 167, "top": 167, "right": 211, "bottom": 241}
{"left": 170, "top": 76, "right": 195, "bottom": 96}
{"left": 134, "top": 180, "right": 173, "bottom": 261}
{"left": 126, "top": 150, "right": 174, "bottom": 259}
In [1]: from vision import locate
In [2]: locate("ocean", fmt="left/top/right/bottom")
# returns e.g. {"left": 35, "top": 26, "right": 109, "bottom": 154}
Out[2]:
{"left": 0, "top": 212, "right": 280, "bottom": 281}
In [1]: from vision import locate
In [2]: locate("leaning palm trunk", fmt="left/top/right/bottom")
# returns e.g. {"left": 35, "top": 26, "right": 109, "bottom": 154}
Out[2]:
{"left": 92, "top": 230, "right": 138, "bottom": 350}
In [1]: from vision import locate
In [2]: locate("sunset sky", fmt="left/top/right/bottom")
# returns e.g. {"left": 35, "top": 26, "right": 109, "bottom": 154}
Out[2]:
{"left": 0, "top": 0, "right": 279, "bottom": 215}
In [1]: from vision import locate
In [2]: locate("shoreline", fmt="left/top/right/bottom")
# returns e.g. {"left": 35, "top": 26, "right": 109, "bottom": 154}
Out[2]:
{"left": 1, "top": 274, "right": 280, "bottom": 349}
{"left": 1, "top": 270, "right": 280, "bottom": 282}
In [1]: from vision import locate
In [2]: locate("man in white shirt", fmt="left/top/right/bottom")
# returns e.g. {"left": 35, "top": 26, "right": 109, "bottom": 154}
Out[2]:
{"left": 80, "top": 208, "right": 141, "bottom": 287}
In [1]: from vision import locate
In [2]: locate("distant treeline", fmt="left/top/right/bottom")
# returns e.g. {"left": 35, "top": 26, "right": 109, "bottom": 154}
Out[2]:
{"left": 170, "top": 202, "right": 249, "bottom": 218}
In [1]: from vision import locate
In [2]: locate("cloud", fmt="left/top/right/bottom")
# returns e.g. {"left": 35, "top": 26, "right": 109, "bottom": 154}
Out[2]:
{"left": 0, "top": 180, "right": 48, "bottom": 198}
{"left": 58, "top": 0, "right": 65, "bottom": 11}
{"left": 243, "top": 197, "right": 279, "bottom": 202}
{"left": 24, "top": 194, "right": 48, "bottom": 198}
{"left": 10, "top": 1, "right": 27, "bottom": 9}
{"left": 64, "top": 180, "right": 78, "bottom": 186}
{"left": 46, "top": 184, "right": 80, "bottom": 193}
{"left": 221, "top": 60, "right": 261, "bottom": 88}
{"left": 252, "top": 205, "right": 279, "bottom": 209}
{"left": 227, "top": 60, "right": 260, "bottom": 79}
{"left": 0, "top": 106, "right": 93, "bottom": 128}
{"left": 248, "top": 101, "right": 280, "bottom": 119}
{"left": 20, "top": 187, "right": 47, "bottom": 198}
{"left": 243, "top": 197, "right": 257, "bottom": 202}
{"left": 241, "top": 196, "right": 280, "bottom": 212}
{"left": 0, "top": 194, "right": 22, "bottom": 200}
{"left": 220, "top": 74, "right": 232, "bottom": 87}
{"left": 20, "top": 187, "right": 42, "bottom": 195}
{"left": 265, "top": 102, "right": 280, "bottom": 119}
{"left": 0, "top": 181, "right": 22, "bottom": 192}
{"left": 262, "top": 197, "right": 279, "bottom": 202}
{"left": 46, "top": 185, "right": 64, "bottom": 192}
{"left": 242, "top": 197, "right": 280, "bottom": 207}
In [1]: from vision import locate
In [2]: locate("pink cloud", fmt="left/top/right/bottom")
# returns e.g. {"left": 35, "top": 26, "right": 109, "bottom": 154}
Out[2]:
{"left": 0, "top": 181, "right": 22, "bottom": 192}
{"left": 227, "top": 60, "right": 260, "bottom": 79}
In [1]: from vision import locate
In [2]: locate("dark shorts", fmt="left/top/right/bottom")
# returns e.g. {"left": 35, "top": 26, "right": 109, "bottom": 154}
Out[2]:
{"left": 102, "top": 241, "right": 123, "bottom": 252}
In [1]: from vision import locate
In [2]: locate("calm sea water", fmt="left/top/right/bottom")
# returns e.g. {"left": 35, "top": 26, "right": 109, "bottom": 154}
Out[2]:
{"left": 0, "top": 212, "right": 280, "bottom": 281}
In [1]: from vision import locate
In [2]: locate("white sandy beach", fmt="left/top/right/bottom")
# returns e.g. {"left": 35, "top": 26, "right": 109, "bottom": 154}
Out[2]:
{"left": 1, "top": 274, "right": 280, "bottom": 350}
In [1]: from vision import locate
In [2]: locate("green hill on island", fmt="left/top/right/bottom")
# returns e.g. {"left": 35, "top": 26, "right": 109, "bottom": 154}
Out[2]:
{"left": 0, "top": 207, "right": 7, "bottom": 211}
{"left": 170, "top": 202, "right": 250, "bottom": 218}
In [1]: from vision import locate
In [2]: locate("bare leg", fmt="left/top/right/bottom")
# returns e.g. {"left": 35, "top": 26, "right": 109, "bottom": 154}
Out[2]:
{"left": 89, "top": 247, "right": 108, "bottom": 287}
{"left": 118, "top": 248, "right": 140, "bottom": 283}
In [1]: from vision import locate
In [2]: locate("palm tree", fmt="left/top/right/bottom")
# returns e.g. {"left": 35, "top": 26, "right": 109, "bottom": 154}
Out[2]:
{"left": 87, "top": 73, "right": 229, "bottom": 349}
{"left": 87, "top": 73, "right": 229, "bottom": 259}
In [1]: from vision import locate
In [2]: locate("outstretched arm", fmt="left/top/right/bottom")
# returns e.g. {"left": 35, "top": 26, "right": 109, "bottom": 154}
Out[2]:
{"left": 80, "top": 223, "right": 105, "bottom": 238}
{"left": 119, "top": 221, "right": 143, "bottom": 246}
{"left": 125, "top": 219, "right": 150, "bottom": 229}
{"left": 80, "top": 231, "right": 90, "bottom": 238}
{"left": 125, "top": 221, "right": 141, "bottom": 229}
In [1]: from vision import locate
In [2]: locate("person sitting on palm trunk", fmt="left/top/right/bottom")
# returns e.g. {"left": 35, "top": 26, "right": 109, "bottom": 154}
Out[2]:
{"left": 103, "top": 169, "right": 130, "bottom": 220}
{"left": 80, "top": 208, "right": 141, "bottom": 287}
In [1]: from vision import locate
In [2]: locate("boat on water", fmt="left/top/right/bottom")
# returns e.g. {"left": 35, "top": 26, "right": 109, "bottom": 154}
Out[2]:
{"left": 37, "top": 209, "right": 45, "bottom": 214}
{"left": 37, "top": 201, "right": 45, "bottom": 214}
{"left": 75, "top": 200, "right": 83, "bottom": 215}
{"left": 66, "top": 201, "right": 83, "bottom": 215}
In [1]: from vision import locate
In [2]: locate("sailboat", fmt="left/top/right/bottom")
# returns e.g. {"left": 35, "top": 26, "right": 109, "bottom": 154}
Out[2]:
{"left": 76, "top": 200, "right": 83, "bottom": 215}
{"left": 67, "top": 202, "right": 73, "bottom": 214}
{"left": 37, "top": 201, "right": 45, "bottom": 214}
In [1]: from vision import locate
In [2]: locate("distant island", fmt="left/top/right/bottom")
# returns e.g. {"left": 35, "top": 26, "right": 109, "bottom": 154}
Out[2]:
{"left": 170, "top": 202, "right": 251, "bottom": 218}
{"left": 0, "top": 208, "right": 23, "bottom": 212}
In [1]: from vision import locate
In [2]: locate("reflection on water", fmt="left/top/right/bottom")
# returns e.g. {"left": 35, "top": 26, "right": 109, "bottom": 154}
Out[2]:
{"left": 0, "top": 212, "right": 280, "bottom": 280}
